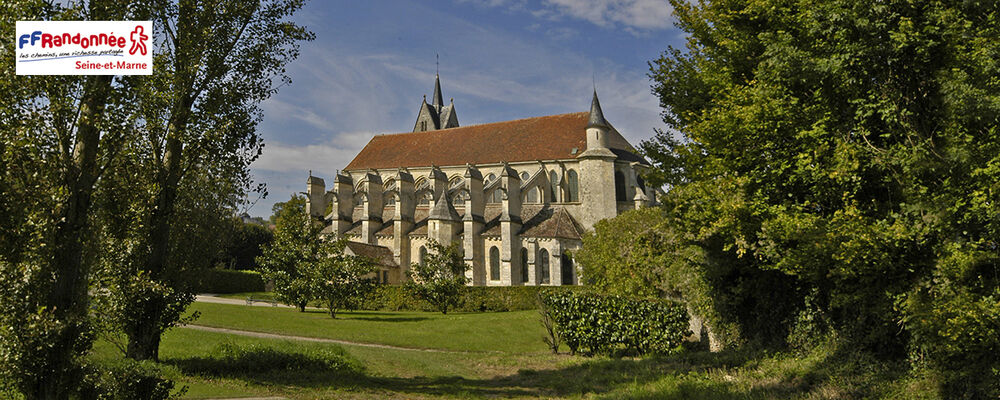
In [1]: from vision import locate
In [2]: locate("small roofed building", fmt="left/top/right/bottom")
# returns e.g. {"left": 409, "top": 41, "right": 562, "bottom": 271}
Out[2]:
{"left": 343, "top": 241, "right": 398, "bottom": 285}
{"left": 305, "top": 74, "right": 656, "bottom": 286}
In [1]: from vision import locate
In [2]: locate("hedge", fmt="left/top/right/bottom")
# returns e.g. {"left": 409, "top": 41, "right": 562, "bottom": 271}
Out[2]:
{"left": 194, "top": 269, "right": 266, "bottom": 294}
{"left": 357, "top": 285, "right": 582, "bottom": 312}
{"left": 540, "top": 290, "right": 690, "bottom": 356}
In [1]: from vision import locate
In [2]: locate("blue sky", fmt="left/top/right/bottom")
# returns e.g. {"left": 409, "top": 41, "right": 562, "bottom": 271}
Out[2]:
{"left": 247, "top": 0, "right": 686, "bottom": 218}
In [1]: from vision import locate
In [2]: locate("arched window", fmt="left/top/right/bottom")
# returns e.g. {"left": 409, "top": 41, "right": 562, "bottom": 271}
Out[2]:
{"left": 520, "top": 248, "right": 529, "bottom": 284}
{"left": 419, "top": 246, "right": 427, "bottom": 267}
{"left": 549, "top": 171, "right": 559, "bottom": 203}
{"left": 489, "top": 246, "right": 500, "bottom": 281}
{"left": 566, "top": 170, "right": 579, "bottom": 202}
{"left": 539, "top": 249, "right": 550, "bottom": 284}
{"left": 452, "top": 191, "right": 467, "bottom": 206}
{"left": 418, "top": 191, "right": 431, "bottom": 205}
{"left": 485, "top": 173, "right": 501, "bottom": 203}
{"left": 384, "top": 179, "right": 396, "bottom": 206}
{"left": 615, "top": 170, "right": 626, "bottom": 201}
{"left": 561, "top": 253, "right": 574, "bottom": 285}
{"left": 521, "top": 172, "right": 538, "bottom": 203}
{"left": 636, "top": 175, "right": 646, "bottom": 193}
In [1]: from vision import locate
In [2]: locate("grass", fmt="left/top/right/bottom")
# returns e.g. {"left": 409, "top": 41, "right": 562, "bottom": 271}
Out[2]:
{"left": 186, "top": 301, "right": 547, "bottom": 353}
{"left": 83, "top": 300, "right": 936, "bottom": 399}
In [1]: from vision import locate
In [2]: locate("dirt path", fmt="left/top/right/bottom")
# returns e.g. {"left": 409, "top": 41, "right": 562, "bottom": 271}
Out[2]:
{"left": 180, "top": 324, "right": 469, "bottom": 353}
{"left": 194, "top": 295, "right": 324, "bottom": 310}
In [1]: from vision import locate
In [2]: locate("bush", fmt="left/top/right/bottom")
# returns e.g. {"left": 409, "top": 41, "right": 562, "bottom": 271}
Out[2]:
{"left": 173, "top": 341, "right": 363, "bottom": 376}
{"left": 540, "top": 290, "right": 690, "bottom": 356}
{"left": 357, "top": 285, "right": 582, "bottom": 312}
{"left": 80, "top": 360, "right": 181, "bottom": 400}
{"left": 193, "top": 269, "right": 265, "bottom": 294}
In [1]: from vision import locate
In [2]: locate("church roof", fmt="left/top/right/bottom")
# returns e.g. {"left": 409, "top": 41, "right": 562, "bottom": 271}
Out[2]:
{"left": 344, "top": 241, "right": 397, "bottom": 268}
{"left": 345, "top": 112, "right": 646, "bottom": 170}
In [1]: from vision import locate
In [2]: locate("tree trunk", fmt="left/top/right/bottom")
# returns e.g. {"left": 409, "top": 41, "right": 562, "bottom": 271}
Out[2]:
{"left": 126, "top": 107, "right": 187, "bottom": 361}
{"left": 31, "top": 75, "right": 112, "bottom": 399}
{"left": 298, "top": 302, "right": 306, "bottom": 312}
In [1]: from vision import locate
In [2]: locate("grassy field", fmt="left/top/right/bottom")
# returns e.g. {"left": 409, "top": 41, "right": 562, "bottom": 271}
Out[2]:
{"left": 188, "top": 302, "right": 545, "bottom": 353}
{"left": 87, "top": 300, "right": 934, "bottom": 399}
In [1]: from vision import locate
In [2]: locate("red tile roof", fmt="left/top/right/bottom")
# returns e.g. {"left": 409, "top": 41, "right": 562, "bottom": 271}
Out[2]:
{"left": 344, "top": 112, "right": 645, "bottom": 170}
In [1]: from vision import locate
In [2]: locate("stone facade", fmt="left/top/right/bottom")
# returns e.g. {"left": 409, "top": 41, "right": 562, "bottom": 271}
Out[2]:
{"left": 306, "top": 76, "right": 655, "bottom": 286}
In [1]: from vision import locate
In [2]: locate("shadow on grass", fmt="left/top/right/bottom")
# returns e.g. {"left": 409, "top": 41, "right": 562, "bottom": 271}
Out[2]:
{"left": 348, "top": 316, "right": 430, "bottom": 322}
{"left": 164, "top": 342, "right": 909, "bottom": 399}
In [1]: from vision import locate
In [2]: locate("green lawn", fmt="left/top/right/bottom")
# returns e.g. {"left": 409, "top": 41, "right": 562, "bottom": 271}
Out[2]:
{"left": 84, "top": 300, "right": 935, "bottom": 399}
{"left": 186, "top": 302, "right": 547, "bottom": 353}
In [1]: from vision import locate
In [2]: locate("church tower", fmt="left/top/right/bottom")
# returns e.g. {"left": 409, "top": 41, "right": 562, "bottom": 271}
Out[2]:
{"left": 577, "top": 90, "right": 619, "bottom": 228}
{"left": 413, "top": 74, "right": 459, "bottom": 132}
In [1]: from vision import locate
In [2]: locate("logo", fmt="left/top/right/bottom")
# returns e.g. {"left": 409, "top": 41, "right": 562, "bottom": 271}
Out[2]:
{"left": 16, "top": 21, "right": 153, "bottom": 75}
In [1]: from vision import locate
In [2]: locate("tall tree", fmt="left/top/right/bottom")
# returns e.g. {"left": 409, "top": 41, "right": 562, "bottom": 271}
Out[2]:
{"left": 646, "top": 0, "right": 1000, "bottom": 395}
{"left": 0, "top": 2, "right": 141, "bottom": 398}
{"left": 106, "top": 0, "right": 313, "bottom": 361}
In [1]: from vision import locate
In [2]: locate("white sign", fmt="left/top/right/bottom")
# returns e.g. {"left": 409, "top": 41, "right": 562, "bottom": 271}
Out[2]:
{"left": 16, "top": 21, "right": 153, "bottom": 75}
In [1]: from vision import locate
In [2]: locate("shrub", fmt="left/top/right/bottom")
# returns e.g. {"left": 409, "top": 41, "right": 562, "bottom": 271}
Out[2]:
{"left": 540, "top": 290, "right": 690, "bottom": 356}
{"left": 79, "top": 359, "right": 181, "bottom": 400}
{"left": 193, "top": 269, "right": 265, "bottom": 294}
{"left": 173, "top": 341, "right": 363, "bottom": 377}
{"left": 358, "top": 285, "right": 582, "bottom": 312}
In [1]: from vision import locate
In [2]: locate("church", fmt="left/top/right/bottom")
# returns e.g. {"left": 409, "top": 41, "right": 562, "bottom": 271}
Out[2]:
{"left": 304, "top": 75, "right": 655, "bottom": 286}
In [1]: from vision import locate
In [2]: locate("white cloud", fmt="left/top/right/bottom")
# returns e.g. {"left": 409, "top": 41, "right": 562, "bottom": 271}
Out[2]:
{"left": 252, "top": 132, "right": 374, "bottom": 176}
{"left": 544, "top": 0, "right": 672, "bottom": 31}
{"left": 456, "top": 0, "right": 673, "bottom": 33}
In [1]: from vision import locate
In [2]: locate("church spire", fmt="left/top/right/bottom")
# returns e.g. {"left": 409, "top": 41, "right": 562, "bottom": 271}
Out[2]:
{"left": 432, "top": 73, "right": 443, "bottom": 108}
{"left": 586, "top": 89, "right": 610, "bottom": 129}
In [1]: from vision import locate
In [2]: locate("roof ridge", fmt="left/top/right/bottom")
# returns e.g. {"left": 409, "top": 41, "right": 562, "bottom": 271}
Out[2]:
{"left": 372, "top": 111, "right": 589, "bottom": 138}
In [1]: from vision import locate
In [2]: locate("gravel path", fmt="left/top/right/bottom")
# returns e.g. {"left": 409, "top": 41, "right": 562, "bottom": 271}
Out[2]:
{"left": 180, "top": 324, "right": 468, "bottom": 353}
{"left": 194, "top": 295, "right": 324, "bottom": 310}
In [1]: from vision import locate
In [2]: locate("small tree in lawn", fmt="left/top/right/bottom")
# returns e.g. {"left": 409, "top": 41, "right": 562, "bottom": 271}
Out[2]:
{"left": 257, "top": 195, "right": 318, "bottom": 312}
{"left": 312, "top": 240, "right": 377, "bottom": 318}
{"left": 407, "top": 240, "right": 468, "bottom": 314}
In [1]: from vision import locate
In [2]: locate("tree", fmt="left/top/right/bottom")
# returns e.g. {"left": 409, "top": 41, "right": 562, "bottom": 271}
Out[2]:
{"left": 646, "top": 0, "right": 1000, "bottom": 395}
{"left": 0, "top": 1, "right": 145, "bottom": 397}
{"left": 107, "top": 0, "right": 313, "bottom": 361}
{"left": 218, "top": 217, "right": 274, "bottom": 270}
{"left": 406, "top": 241, "right": 468, "bottom": 314}
{"left": 257, "top": 195, "right": 320, "bottom": 312}
{"left": 311, "top": 240, "right": 377, "bottom": 319}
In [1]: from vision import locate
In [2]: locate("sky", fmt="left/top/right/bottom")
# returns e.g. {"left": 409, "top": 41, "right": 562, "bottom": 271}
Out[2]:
{"left": 246, "top": 0, "right": 687, "bottom": 218}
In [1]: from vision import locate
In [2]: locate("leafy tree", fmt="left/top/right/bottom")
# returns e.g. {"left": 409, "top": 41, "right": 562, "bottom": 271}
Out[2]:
{"left": 0, "top": 1, "right": 146, "bottom": 397}
{"left": 218, "top": 217, "right": 274, "bottom": 270}
{"left": 646, "top": 0, "right": 1000, "bottom": 395}
{"left": 106, "top": 0, "right": 313, "bottom": 361}
{"left": 406, "top": 241, "right": 468, "bottom": 314}
{"left": 257, "top": 195, "right": 320, "bottom": 312}
{"left": 311, "top": 240, "right": 377, "bottom": 319}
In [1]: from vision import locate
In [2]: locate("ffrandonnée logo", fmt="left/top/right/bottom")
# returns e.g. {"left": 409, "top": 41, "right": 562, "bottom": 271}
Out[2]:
{"left": 16, "top": 21, "right": 153, "bottom": 75}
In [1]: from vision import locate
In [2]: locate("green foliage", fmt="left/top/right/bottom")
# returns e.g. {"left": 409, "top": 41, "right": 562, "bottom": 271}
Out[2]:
{"left": 257, "top": 195, "right": 319, "bottom": 311}
{"left": 646, "top": 0, "right": 1000, "bottom": 395}
{"left": 540, "top": 290, "right": 689, "bottom": 356}
{"left": 80, "top": 360, "right": 182, "bottom": 400}
{"left": 357, "top": 285, "right": 580, "bottom": 312}
{"left": 575, "top": 208, "right": 672, "bottom": 298}
{"left": 217, "top": 218, "right": 273, "bottom": 270}
{"left": 193, "top": 269, "right": 266, "bottom": 294}
{"left": 176, "top": 340, "right": 363, "bottom": 376}
{"left": 310, "top": 240, "right": 377, "bottom": 318}
{"left": 405, "top": 241, "right": 469, "bottom": 314}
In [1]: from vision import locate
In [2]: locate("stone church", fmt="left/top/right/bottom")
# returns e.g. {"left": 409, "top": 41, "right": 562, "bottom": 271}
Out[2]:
{"left": 305, "top": 75, "right": 655, "bottom": 286}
